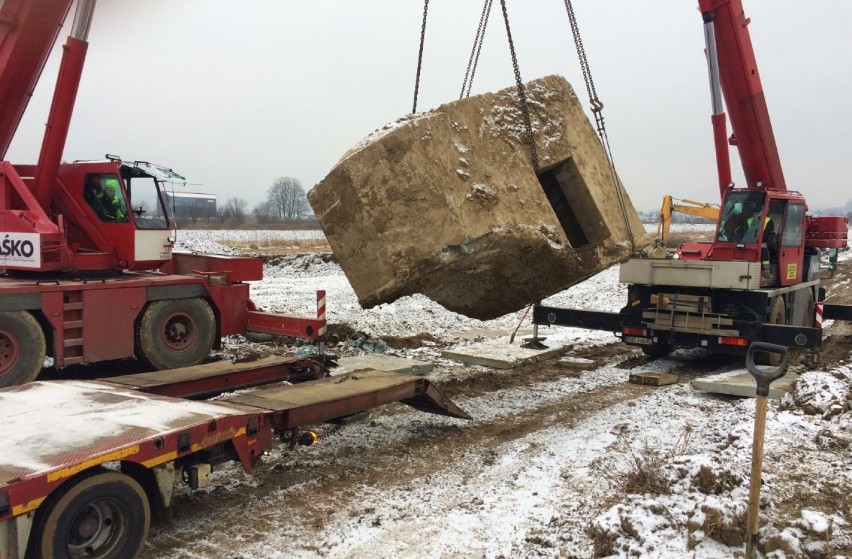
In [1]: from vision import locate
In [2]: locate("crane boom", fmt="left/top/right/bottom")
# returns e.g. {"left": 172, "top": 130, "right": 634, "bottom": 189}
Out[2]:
{"left": 0, "top": 0, "right": 73, "bottom": 158}
{"left": 699, "top": 0, "right": 786, "bottom": 192}
{"left": 31, "top": 0, "right": 96, "bottom": 211}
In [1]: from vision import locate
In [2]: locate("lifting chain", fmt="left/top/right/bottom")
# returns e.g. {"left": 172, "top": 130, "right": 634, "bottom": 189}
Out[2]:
{"left": 412, "top": 0, "right": 430, "bottom": 114}
{"left": 563, "top": 0, "right": 635, "bottom": 249}
{"left": 499, "top": 0, "right": 541, "bottom": 174}
{"left": 563, "top": 0, "right": 602, "bottom": 119}
{"left": 460, "top": 0, "right": 493, "bottom": 99}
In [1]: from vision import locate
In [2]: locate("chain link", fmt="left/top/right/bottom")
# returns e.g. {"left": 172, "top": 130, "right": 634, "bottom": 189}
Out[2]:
{"left": 563, "top": 0, "right": 635, "bottom": 249}
{"left": 460, "top": 0, "right": 493, "bottom": 99}
{"left": 412, "top": 0, "right": 430, "bottom": 114}
{"left": 499, "top": 0, "right": 540, "bottom": 174}
{"left": 564, "top": 0, "right": 599, "bottom": 112}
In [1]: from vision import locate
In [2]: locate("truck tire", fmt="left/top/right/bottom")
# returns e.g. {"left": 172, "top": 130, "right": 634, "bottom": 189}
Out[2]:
{"left": 759, "top": 296, "right": 787, "bottom": 366}
{"left": 137, "top": 298, "right": 215, "bottom": 370}
{"left": 31, "top": 468, "right": 150, "bottom": 559}
{"left": 0, "top": 310, "right": 45, "bottom": 388}
{"left": 798, "top": 288, "right": 815, "bottom": 327}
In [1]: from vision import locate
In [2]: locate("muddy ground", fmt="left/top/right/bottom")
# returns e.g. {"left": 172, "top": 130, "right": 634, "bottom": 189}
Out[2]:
{"left": 107, "top": 255, "right": 852, "bottom": 557}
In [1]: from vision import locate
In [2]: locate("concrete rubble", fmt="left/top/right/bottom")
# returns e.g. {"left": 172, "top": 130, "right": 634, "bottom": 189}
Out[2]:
{"left": 308, "top": 75, "right": 649, "bottom": 320}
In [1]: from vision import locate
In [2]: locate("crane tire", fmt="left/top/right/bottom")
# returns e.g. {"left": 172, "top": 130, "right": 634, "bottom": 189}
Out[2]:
{"left": 758, "top": 296, "right": 787, "bottom": 366}
{"left": 798, "top": 288, "right": 815, "bottom": 327}
{"left": 31, "top": 468, "right": 150, "bottom": 559}
{"left": 0, "top": 310, "right": 45, "bottom": 388}
{"left": 137, "top": 298, "right": 215, "bottom": 370}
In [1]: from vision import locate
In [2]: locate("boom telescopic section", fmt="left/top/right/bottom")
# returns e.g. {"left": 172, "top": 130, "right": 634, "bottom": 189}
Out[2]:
{"left": 698, "top": 0, "right": 786, "bottom": 193}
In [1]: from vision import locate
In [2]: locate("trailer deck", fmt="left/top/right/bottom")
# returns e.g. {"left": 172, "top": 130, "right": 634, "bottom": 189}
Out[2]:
{"left": 0, "top": 380, "right": 246, "bottom": 493}
{"left": 0, "top": 359, "right": 469, "bottom": 558}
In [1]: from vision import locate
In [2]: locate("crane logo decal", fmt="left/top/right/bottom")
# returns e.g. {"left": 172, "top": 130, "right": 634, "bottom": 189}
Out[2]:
{"left": 0, "top": 233, "right": 41, "bottom": 268}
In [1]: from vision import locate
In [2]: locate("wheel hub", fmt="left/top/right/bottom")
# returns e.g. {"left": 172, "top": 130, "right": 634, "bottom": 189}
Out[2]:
{"left": 68, "top": 503, "right": 109, "bottom": 553}
{"left": 162, "top": 312, "right": 197, "bottom": 351}
{"left": 0, "top": 329, "right": 21, "bottom": 376}
{"left": 75, "top": 512, "right": 100, "bottom": 540}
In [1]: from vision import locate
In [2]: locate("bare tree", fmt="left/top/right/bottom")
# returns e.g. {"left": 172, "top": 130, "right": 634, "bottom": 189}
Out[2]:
{"left": 220, "top": 197, "right": 248, "bottom": 224}
{"left": 252, "top": 199, "right": 276, "bottom": 224}
{"left": 267, "top": 177, "right": 308, "bottom": 220}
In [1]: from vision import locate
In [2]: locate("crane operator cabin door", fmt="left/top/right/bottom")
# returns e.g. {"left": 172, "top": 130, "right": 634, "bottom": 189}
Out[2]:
{"left": 122, "top": 162, "right": 178, "bottom": 269}
{"left": 778, "top": 202, "right": 805, "bottom": 286}
{"left": 83, "top": 172, "right": 135, "bottom": 262}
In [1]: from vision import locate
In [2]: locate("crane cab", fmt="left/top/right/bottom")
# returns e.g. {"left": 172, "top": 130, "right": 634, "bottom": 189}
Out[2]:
{"left": 57, "top": 159, "right": 178, "bottom": 272}
{"left": 0, "top": 158, "right": 177, "bottom": 275}
{"left": 705, "top": 189, "right": 808, "bottom": 287}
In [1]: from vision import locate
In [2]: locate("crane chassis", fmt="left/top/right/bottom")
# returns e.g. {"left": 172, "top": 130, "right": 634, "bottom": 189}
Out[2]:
{"left": 534, "top": 0, "right": 849, "bottom": 359}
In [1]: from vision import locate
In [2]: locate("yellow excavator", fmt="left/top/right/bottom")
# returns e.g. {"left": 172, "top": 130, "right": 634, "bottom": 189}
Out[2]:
{"left": 647, "top": 195, "right": 720, "bottom": 258}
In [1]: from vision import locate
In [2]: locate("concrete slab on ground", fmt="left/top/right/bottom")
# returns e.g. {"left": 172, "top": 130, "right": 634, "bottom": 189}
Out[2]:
{"left": 629, "top": 371, "right": 680, "bottom": 387}
{"left": 335, "top": 355, "right": 433, "bottom": 377}
{"left": 442, "top": 337, "right": 567, "bottom": 369}
{"left": 558, "top": 357, "right": 596, "bottom": 370}
{"left": 453, "top": 327, "right": 533, "bottom": 341}
{"left": 692, "top": 369, "right": 798, "bottom": 399}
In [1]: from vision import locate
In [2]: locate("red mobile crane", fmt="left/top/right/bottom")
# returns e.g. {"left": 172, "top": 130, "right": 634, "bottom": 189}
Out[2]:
{"left": 535, "top": 0, "right": 849, "bottom": 358}
{"left": 0, "top": 6, "right": 471, "bottom": 557}
{"left": 0, "top": 0, "right": 328, "bottom": 388}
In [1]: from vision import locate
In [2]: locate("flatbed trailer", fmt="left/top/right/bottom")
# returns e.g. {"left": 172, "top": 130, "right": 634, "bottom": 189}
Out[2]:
{"left": 0, "top": 357, "right": 468, "bottom": 559}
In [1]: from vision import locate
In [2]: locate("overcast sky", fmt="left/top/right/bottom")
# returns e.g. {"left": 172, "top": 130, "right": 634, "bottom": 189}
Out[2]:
{"left": 8, "top": 0, "right": 852, "bottom": 212}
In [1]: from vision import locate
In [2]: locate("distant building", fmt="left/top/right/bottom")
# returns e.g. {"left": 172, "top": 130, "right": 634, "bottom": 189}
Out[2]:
{"left": 163, "top": 191, "right": 217, "bottom": 219}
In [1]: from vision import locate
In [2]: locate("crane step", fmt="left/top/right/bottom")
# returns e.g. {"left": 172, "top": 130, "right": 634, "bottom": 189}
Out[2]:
{"left": 62, "top": 356, "right": 85, "bottom": 365}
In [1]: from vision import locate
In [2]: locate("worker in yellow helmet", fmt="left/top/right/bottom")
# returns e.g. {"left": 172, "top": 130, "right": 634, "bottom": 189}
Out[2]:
{"left": 85, "top": 175, "right": 127, "bottom": 222}
{"left": 101, "top": 176, "right": 127, "bottom": 221}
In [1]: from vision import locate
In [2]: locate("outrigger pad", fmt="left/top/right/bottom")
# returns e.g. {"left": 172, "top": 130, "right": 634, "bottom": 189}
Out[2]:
{"left": 309, "top": 75, "right": 649, "bottom": 320}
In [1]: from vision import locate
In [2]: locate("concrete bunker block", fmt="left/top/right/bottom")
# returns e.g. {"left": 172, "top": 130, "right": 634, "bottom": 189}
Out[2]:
{"left": 309, "top": 75, "right": 649, "bottom": 320}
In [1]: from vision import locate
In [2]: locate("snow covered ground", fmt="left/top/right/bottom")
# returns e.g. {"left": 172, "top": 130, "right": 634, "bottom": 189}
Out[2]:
{"left": 157, "top": 228, "right": 852, "bottom": 559}
{"left": 176, "top": 230, "right": 620, "bottom": 344}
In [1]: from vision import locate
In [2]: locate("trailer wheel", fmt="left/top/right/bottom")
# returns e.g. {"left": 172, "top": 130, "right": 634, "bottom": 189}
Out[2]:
{"left": 642, "top": 342, "right": 672, "bottom": 358}
{"left": 759, "top": 296, "right": 787, "bottom": 365}
{"left": 0, "top": 310, "right": 45, "bottom": 388}
{"left": 32, "top": 468, "right": 150, "bottom": 559}
{"left": 137, "top": 298, "right": 215, "bottom": 370}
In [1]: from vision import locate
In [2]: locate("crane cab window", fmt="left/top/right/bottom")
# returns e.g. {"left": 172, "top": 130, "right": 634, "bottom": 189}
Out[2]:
{"left": 717, "top": 191, "right": 765, "bottom": 243}
{"left": 781, "top": 203, "right": 805, "bottom": 247}
{"left": 84, "top": 174, "right": 129, "bottom": 222}
{"left": 125, "top": 175, "right": 170, "bottom": 229}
